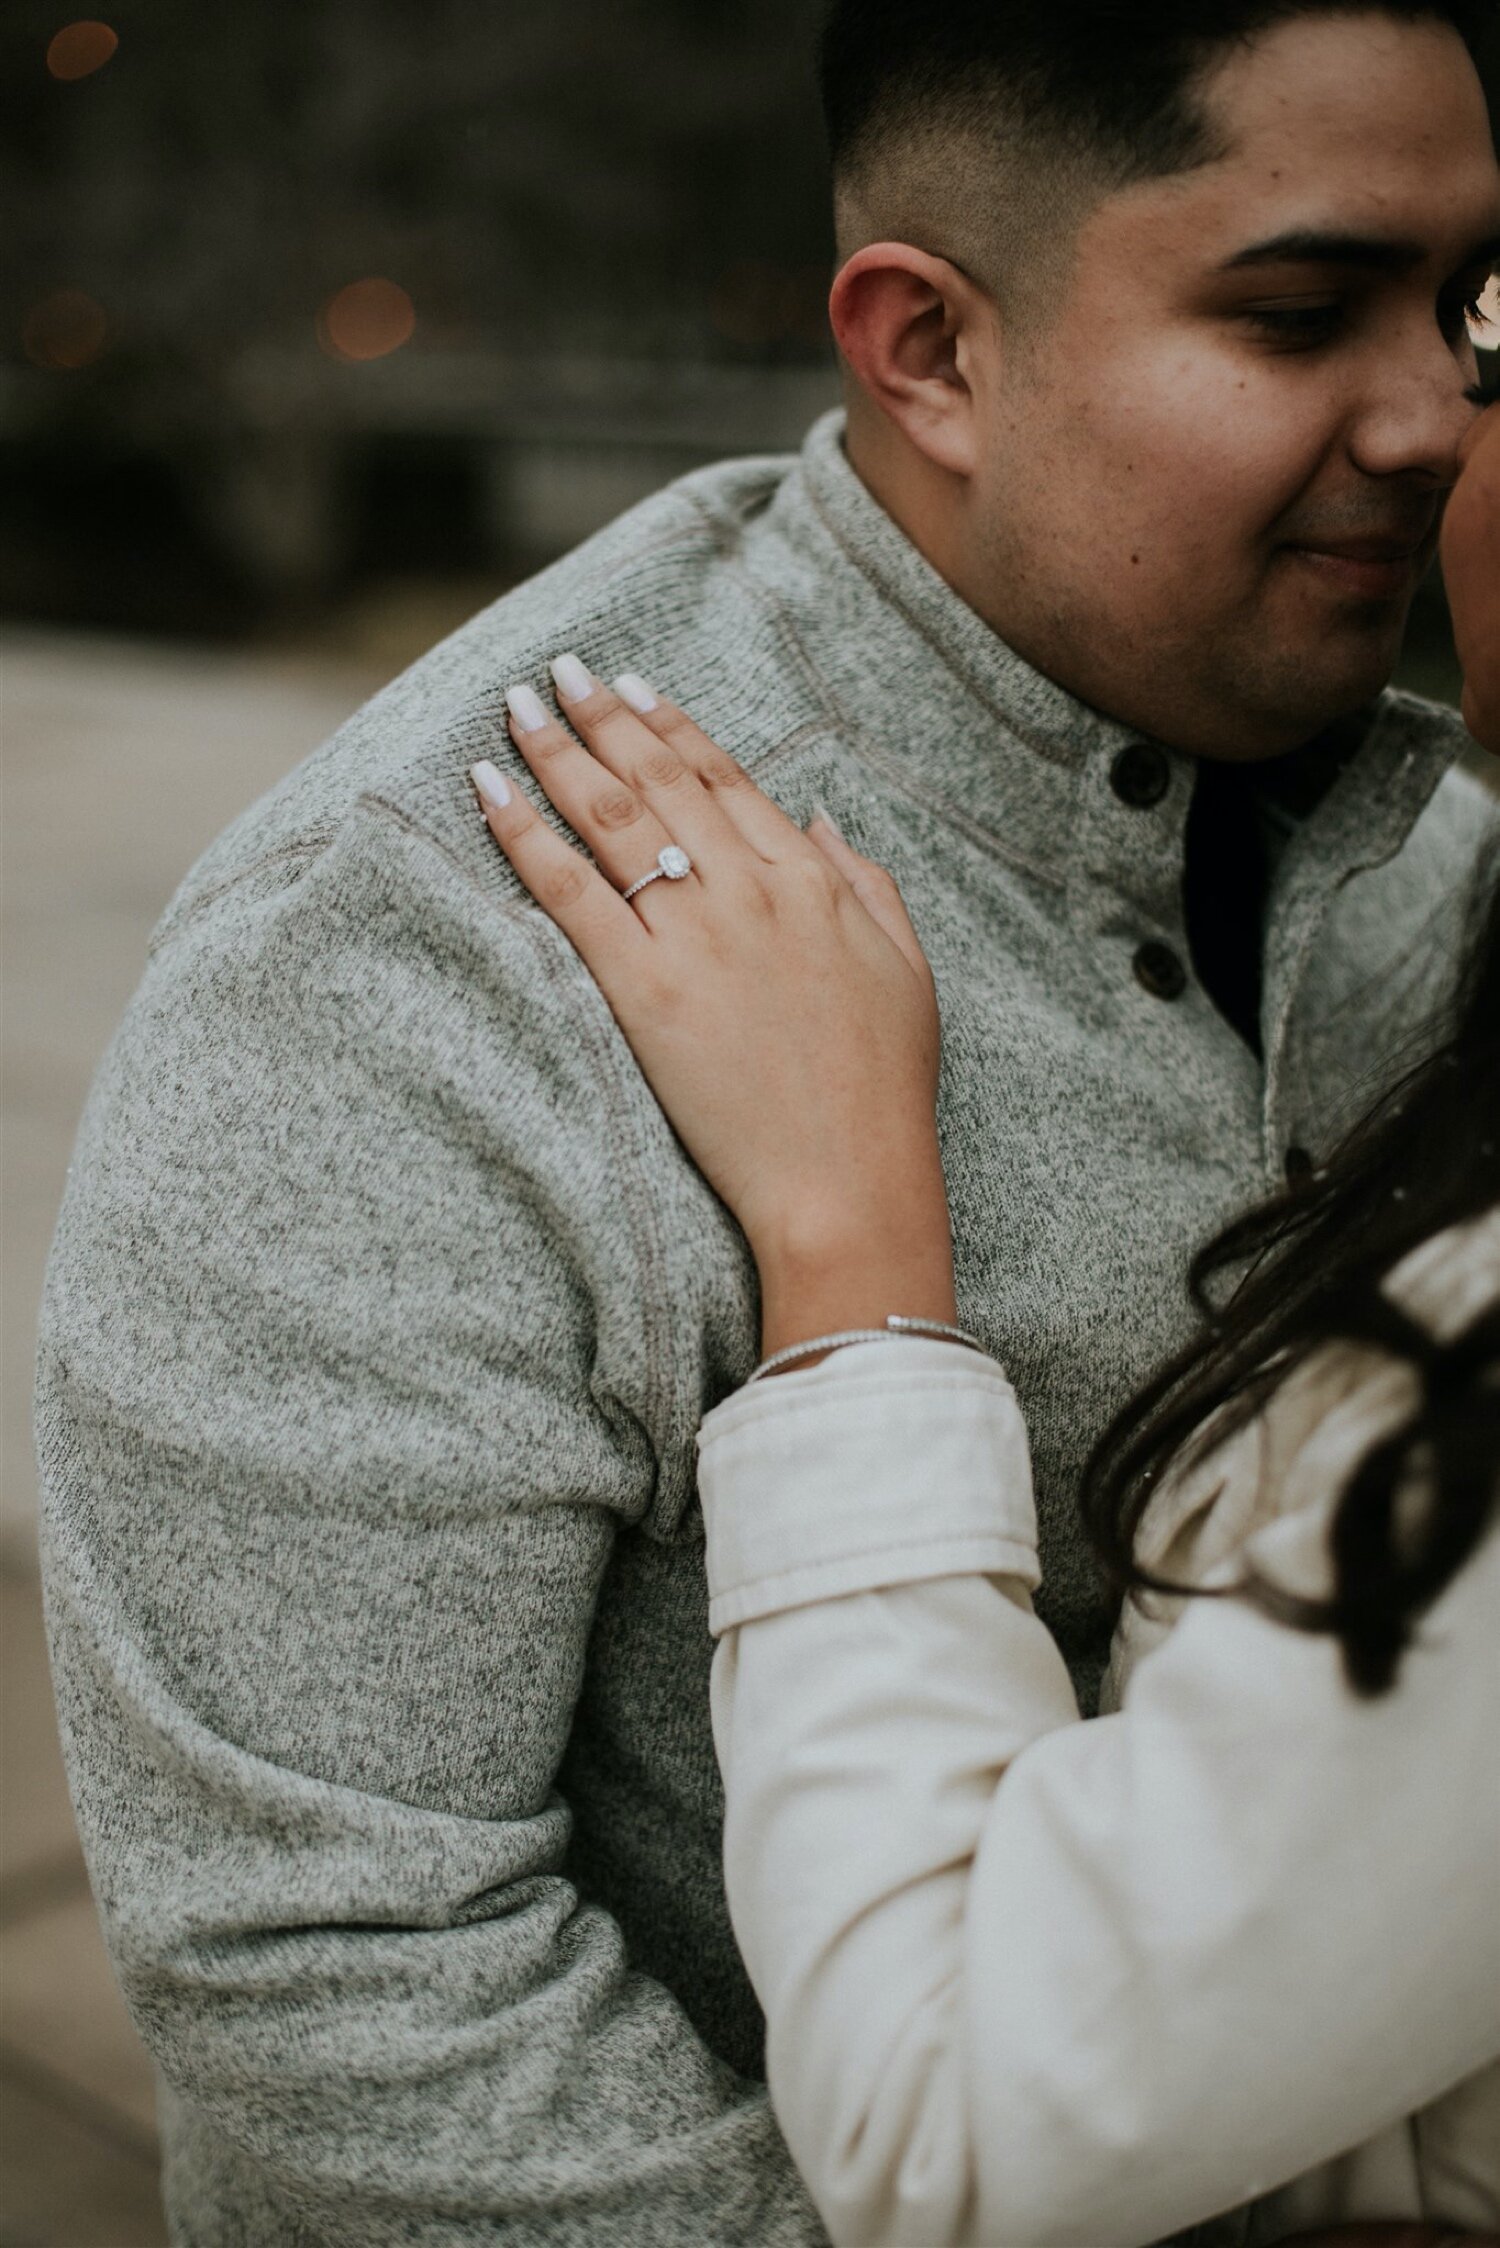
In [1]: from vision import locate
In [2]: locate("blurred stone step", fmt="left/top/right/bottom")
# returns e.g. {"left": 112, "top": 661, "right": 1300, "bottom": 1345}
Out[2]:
{"left": 0, "top": 2052, "right": 164, "bottom": 2246}
{"left": 0, "top": 1568, "right": 79, "bottom": 1892}
{"left": 0, "top": 1886, "right": 160, "bottom": 2144}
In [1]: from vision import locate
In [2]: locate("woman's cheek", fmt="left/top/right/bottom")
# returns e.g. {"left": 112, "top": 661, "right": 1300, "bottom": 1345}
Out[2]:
{"left": 1451, "top": 566, "right": 1500, "bottom": 755}
{"left": 1442, "top": 432, "right": 1500, "bottom": 754}
{"left": 1459, "top": 675, "right": 1495, "bottom": 752}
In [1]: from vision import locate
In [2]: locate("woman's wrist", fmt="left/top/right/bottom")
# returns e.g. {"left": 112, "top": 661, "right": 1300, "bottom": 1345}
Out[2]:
{"left": 751, "top": 1185, "right": 959, "bottom": 1372}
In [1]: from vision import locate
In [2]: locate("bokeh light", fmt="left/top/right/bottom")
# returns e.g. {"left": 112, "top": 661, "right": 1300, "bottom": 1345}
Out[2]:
{"left": 46, "top": 21, "right": 118, "bottom": 81}
{"left": 317, "top": 279, "right": 416, "bottom": 363}
{"left": 22, "top": 290, "right": 109, "bottom": 371}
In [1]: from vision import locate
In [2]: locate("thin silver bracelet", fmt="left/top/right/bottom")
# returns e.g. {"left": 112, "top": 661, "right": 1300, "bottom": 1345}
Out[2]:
{"left": 747, "top": 1315, "right": 990, "bottom": 1384}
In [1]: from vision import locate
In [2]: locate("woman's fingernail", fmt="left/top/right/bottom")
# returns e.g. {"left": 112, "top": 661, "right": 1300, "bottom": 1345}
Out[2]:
{"left": 506, "top": 683, "right": 549, "bottom": 733}
{"left": 810, "top": 802, "right": 846, "bottom": 842}
{"left": 614, "top": 672, "right": 659, "bottom": 715}
{"left": 471, "top": 760, "right": 512, "bottom": 811}
{"left": 550, "top": 652, "right": 594, "bottom": 703}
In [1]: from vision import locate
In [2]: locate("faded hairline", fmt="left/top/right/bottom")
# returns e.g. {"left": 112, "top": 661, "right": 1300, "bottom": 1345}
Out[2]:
{"left": 831, "top": 85, "right": 1225, "bottom": 327}
{"left": 832, "top": 117, "right": 1160, "bottom": 329}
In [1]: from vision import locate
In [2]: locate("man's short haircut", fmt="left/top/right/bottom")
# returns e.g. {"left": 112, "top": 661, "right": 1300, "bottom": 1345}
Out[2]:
{"left": 820, "top": 2, "right": 1489, "bottom": 311}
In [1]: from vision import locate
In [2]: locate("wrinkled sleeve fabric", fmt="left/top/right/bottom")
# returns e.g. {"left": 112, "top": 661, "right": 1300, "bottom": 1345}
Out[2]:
{"left": 35, "top": 804, "right": 821, "bottom": 2247}
{"left": 699, "top": 1340, "right": 1500, "bottom": 2248}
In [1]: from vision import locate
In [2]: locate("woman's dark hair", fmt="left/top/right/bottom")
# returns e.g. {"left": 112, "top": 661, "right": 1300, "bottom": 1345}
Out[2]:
{"left": 820, "top": 1, "right": 1489, "bottom": 188}
{"left": 1081, "top": 865, "right": 1500, "bottom": 1697}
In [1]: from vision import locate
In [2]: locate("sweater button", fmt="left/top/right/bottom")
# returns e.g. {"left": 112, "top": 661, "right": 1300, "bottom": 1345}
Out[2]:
{"left": 1110, "top": 743, "right": 1171, "bottom": 809}
{"left": 1284, "top": 1143, "right": 1315, "bottom": 1186}
{"left": 1133, "top": 941, "right": 1188, "bottom": 1000}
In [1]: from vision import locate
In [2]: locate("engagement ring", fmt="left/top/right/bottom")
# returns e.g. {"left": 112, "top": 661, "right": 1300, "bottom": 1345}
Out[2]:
{"left": 622, "top": 845, "right": 694, "bottom": 903}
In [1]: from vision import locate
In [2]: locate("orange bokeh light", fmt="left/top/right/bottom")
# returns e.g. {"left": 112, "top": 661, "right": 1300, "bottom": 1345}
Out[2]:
{"left": 317, "top": 279, "right": 416, "bottom": 363}
{"left": 22, "top": 289, "right": 109, "bottom": 371}
{"left": 46, "top": 20, "right": 119, "bottom": 80}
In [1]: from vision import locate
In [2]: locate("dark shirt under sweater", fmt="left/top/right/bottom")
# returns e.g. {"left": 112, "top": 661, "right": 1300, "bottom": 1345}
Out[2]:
{"left": 1183, "top": 716, "right": 1370, "bottom": 1056}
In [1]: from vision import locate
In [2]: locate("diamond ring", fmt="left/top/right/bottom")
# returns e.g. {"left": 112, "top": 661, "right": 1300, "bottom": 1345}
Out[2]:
{"left": 622, "top": 845, "right": 694, "bottom": 903}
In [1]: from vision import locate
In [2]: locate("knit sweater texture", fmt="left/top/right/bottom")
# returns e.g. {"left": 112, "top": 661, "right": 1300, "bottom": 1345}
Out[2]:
{"left": 35, "top": 410, "right": 1495, "bottom": 2245}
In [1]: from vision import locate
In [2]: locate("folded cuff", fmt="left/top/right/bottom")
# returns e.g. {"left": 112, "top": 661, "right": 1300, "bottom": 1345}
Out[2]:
{"left": 696, "top": 1340, "right": 1038, "bottom": 1635}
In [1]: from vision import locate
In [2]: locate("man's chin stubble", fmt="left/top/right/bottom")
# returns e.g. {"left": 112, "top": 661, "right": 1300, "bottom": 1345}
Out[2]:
{"left": 1223, "top": 637, "right": 1408, "bottom": 753}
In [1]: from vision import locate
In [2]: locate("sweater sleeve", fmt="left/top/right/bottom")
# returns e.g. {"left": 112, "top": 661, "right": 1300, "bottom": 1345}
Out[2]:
{"left": 699, "top": 1343, "right": 1500, "bottom": 2248}
{"left": 35, "top": 802, "right": 822, "bottom": 2247}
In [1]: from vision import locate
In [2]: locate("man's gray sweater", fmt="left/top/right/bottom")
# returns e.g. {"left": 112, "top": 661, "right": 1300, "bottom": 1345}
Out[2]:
{"left": 34, "top": 411, "right": 1493, "bottom": 2246}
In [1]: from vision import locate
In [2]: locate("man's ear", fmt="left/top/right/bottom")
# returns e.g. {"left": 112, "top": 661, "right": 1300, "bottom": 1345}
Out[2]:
{"left": 829, "top": 243, "right": 992, "bottom": 476}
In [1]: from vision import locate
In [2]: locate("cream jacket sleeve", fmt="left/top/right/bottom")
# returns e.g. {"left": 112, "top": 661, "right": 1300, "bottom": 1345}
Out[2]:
{"left": 697, "top": 1337, "right": 1500, "bottom": 2248}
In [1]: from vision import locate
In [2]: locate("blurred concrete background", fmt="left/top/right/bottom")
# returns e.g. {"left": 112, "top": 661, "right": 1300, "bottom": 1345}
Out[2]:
{"left": 1, "top": 3, "right": 1496, "bottom": 2242}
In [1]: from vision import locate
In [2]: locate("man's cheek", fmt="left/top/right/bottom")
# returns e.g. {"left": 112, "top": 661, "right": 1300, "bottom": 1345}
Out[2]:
{"left": 1107, "top": 407, "right": 1298, "bottom": 570}
{"left": 1107, "top": 467, "right": 1261, "bottom": 610}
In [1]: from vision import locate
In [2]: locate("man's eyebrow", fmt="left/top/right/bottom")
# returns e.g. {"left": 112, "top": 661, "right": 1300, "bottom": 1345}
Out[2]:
{"left": 1220, "top": 228, "right": 1500, "bottom": 274}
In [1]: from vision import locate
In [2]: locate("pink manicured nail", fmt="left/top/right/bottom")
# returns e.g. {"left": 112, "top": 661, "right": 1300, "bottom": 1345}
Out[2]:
{"left": 471, "top": 760, "right": 511, "bottom": 811}
{"left": 614, "top": 672, "right": 659, "bottom": 715}
{"left": 810, "top": 802, "right": 846, "bottom": 842}
{"left": 506, "top": 683, "right": 549, "bottom": 732}
{"left": 550, "top": 653, "right": 594, "bottom": 703}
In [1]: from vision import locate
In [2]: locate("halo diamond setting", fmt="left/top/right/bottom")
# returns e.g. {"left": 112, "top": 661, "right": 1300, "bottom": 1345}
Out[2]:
{"left": 621, "top": 843, "right": 695, "bottom": 902}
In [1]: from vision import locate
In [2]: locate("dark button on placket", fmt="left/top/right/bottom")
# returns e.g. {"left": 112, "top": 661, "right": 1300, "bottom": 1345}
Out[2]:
{"left": 1133, "top": 940, "right": 1189, "bottom": 1000}
{"left": 1110, "top": 743, "right": 1172, "bottom": 809}
{"left": 1284, "top": 1144, "right": 1315, "bottom": 1187}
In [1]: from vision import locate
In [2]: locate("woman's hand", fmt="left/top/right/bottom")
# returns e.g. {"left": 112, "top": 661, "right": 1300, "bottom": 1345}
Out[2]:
{"left": 469, "top": 656, "right": 952, "bottom": 1299}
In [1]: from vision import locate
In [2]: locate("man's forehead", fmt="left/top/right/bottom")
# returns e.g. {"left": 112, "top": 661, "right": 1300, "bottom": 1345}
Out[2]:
{"left": 1106, "top": 92, "right": 1500, "bottom": 275}
{"left": 1069, "top": 20, "right": 1495, "bottom": 279}
{"left": 1092, "top": 155, "right": 1500, "bottom": 281}
{"left": 1205, "top": 15, "right": 1493, "bottom": 175}
{"left": 1200, "top": 8, "right": 1489, "bottom": 139}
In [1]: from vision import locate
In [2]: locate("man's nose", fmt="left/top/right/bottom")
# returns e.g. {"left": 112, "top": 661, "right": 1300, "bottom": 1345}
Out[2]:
{"left": 1347, "top": 329, "right": 1478, "bottom": 486}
